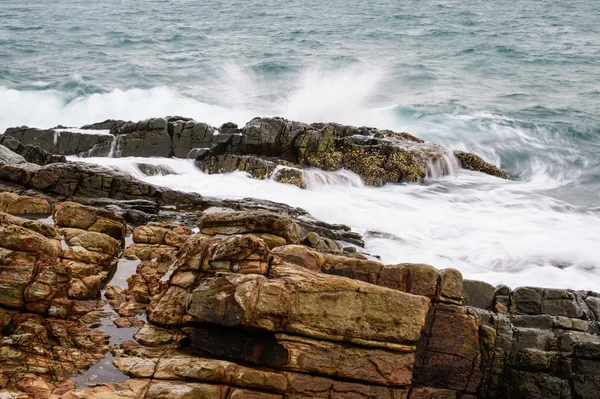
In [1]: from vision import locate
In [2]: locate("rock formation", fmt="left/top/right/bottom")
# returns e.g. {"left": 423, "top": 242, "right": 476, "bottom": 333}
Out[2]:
{"left": 3, "top": 116, "right": 508, "bottom": 189}
{"left": 0, "top": 122, "right": 595, "bottom": 399}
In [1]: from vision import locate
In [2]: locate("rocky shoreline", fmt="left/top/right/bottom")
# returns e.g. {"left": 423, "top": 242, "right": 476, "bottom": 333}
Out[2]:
{"left": 0, "top": 118, "right": 597, "bottom": 399}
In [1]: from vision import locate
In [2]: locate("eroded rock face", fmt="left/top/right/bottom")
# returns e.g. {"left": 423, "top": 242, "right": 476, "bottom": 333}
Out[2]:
{"left": 0, "top": 212, "right": 63, "bottom": 312}
{"left": 1, "top": 201, "right": 599, "bottom": 399}
{"left": 0, "top": 201, "right": 127, "bottom": 315}
{"left": 0, "top": 307, "right": 111, "bottom": 398}
{"left": 53, "top": 201, "right": 128, "bottom": 240}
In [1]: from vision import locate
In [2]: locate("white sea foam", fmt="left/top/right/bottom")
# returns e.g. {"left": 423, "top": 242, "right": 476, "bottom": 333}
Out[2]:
{"left": 5, "top": 63, "right": 600, "bottom": 291}
{"left": 0, "top": 65, "right": 395, "bottom": 133}
{"left": 71, "top": 156, "right": 600, "bottom": 291}
{"left": 0, "top": 86, "right": 256, "bottom": 133}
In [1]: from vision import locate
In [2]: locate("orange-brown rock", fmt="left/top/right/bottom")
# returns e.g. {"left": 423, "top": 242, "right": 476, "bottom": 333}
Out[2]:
{"left": 150, "top": 237, "right": 431, "bottom": 347}
{"left": 0, "top": 192, "right": 51, "bottom": 215}
{"left": 198, "top": 210, "right": 302, "bottom": 244}
{"left": 53, "top": 201, "right": 127, "bottom": 240}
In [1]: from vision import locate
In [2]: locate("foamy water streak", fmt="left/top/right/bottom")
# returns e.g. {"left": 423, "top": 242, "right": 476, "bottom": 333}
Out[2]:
{"left": 71, "top": 156, "right": 600, "bottom": 291}
{"left": 302, "top": 169, "right": 364, "bottom": 189}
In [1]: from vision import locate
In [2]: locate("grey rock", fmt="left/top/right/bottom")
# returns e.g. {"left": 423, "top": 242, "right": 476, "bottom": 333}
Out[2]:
{"left": 511, "top": 287, "right": 544, "bottom": 314}
{"left": 0, "top": 145, "right": 27, "bottom": 164}
{"left": 462, "top": 279, "right": 495, "bottom": 310}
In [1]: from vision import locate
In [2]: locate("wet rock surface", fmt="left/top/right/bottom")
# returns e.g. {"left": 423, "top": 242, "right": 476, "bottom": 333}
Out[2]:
{"left": 0, "top": 125, "right": 595, "bottom": 399}
{"left": 0, "top": 195, "right": 596, "bottom": 398}
{"left": 4, "top": 116, "right": 508, "bottom": 187}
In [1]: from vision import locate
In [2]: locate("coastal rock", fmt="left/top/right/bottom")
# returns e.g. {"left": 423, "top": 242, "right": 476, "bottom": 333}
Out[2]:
{"left": 0, "top": 135, "right": 66, "bottom": 165}
{"left": 0, "top": 192, "right": 51, "bottom": 215}
{"left": 454, "top": 151, "right": 508, "bottom": 179}
{"left": 187, "top": 326, "right": 415, "bottom": 386}
{"left": 147, "top": 232, "right": 431, "bottom": 346}
{"left": 0, "top": 212, "right": 62, "bottom": 310}
{"left": 0, "top": 203, "right": 598, "bottom": 398}
{"left": 5, "top": 117, "right": 508, "bottom": 186}
{"left": 0, "top": 157, "right": 206, "bottom": 209}
{"left": 170, "top": 119, "right": 215, "bottom": 158}
{"left": 3, "top": 126, "right": 113, "bottom": 157}
{"left": 198, "top": 210, "right": 303, "bottom": 244}
{"left": 0, "top": 144, "right": 28, "bottom": 164}
{"left": 53, "top": 201, "right": 128, "bottom": 240}
{"left": 0, "top": 309, "right": 110, "bottom": 398}
{"left": 182, "top": 262, "right": 431, "bottom": 345}
{"left": 196, "top": 153, "right": 280, "bottom": 180}
{"left": 202, "top": 116, "right": 506, "bottom": 184}
{"left": 462, "top": 279, "right": 496, "bottom": 310}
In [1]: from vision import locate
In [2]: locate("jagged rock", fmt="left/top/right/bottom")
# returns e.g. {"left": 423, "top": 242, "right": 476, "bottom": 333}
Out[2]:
{"left": 6, "top": 117, "right": 508, "bottom": 186}
{"left": 0, "top": 203, "right": 599, "bottom": 399}
{"left": 0, "top": 135, "right": 66, "bottom": 165}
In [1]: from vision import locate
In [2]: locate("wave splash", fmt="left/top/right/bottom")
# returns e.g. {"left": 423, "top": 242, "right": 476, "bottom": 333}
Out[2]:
{"left": 2, "top": 64, "right": 597, "bottom": 197}
{"left": 2, "top": 63, "right": 594, "bottom": 192}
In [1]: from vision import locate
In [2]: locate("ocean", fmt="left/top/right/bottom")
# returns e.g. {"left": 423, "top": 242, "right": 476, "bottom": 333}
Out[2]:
{"left": 2, "top": 0, "right": 600, "bottom": 290}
